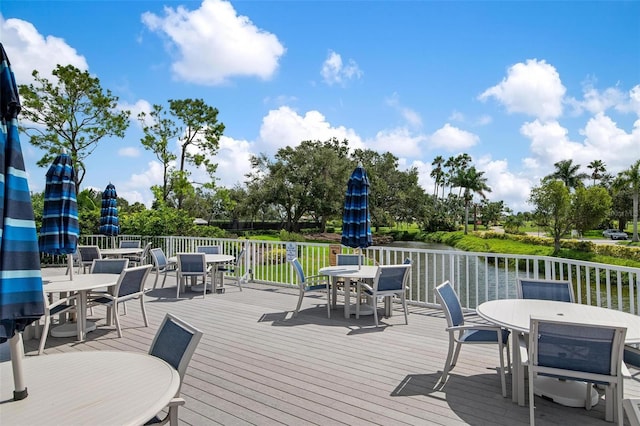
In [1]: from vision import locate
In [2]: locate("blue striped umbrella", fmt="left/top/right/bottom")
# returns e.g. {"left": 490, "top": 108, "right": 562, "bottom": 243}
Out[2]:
{"left": 99, "top": 183, "right": 119, "bottom": 241}
{"left": 341, "top": 163, "right": 372, "bottom": 266}
{"left": 0, "top": 42, "right": 44, "bottom": 400}
{"left": 39, "top": 153, "right": 79, "bottom": 257}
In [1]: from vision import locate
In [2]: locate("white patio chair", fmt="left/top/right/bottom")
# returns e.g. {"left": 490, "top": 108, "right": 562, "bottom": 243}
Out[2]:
{"left": 126, "top": 241, "right": 152, "bottom": 266}
{"left": 523, "top": 316, "right": 628, "bottom": 425}
{"left": 289, "top": 257, "right": 331, "bottom": 318}
{"left": 196, "top": 245, "right": 221, "bottom": 254}
{"left": 119, "top": 240, "right": 141, "bottom": 249}
{"left": 358, "top": 263, "right": 411, "bottom": 326}
{"left": 90, "top": 258, "right": 129, "bottom": 274}
{"left": 38, "top": 289, "right": 77, "bottom": 355}
{"left": 150, "top": 248, "right": 176, "bottom": 290}
{"left": 624, "top": 399, "right": 640, "bottom": 426}
{"left": 77, "top": 245, "right": 102, "bottom": 274}
{"left": 216, "top": 248, "right": 246, "bottom": 291}
{"left": 434, "top": 280, "right": 511, "bottom": 397}
{"left": 176, "top": 253, "right": 209, "bottom": 299}
{"left": 87, "top": 264, "right": 153, "bottom": 337}
{"left": 145, "top": 313, "right": 203, "bottom": 426}
{"left": 516, "top": 278, "right": 575, "bottom": 302}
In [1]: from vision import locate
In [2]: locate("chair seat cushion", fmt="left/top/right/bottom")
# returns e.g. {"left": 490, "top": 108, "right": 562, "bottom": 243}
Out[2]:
{"left": 50, "top": 304, "right": 73, "bottom": 315}
{"left": 305, "top": 284, "right": 326, "bottom": 291}
{"left": 90, "top": 296, "right": 113, "bottom": 305}
{"left": 460, "top": 328, "right": 510, "bottom": 344}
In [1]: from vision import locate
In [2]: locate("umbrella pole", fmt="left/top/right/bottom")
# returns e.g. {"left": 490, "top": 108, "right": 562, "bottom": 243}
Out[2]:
{"left": 9, "top": 333, "right": 28, "bottom": 400}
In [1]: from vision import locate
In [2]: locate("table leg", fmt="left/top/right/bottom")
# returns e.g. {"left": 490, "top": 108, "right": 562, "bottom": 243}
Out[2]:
{"left": 331, "top": 277, "right": 338, "bottom": 310}
{"left": 78, "top": 291, "right": 87, "bottom": 342}
{"left": 344, "top": 281, "right": 351, "bottom": 319}
{"left": 512, "top": 331, "right": 524, "bottom": 406}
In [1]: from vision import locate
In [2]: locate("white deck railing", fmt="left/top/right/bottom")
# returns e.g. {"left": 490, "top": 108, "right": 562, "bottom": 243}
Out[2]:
{"left": 48, "top": 235, "right": 639, "bottom": 315}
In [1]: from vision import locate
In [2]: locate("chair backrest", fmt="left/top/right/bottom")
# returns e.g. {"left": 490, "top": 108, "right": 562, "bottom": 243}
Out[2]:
{"left": 91, "top": 258, "right": 129, "bottom": 274}
{"left": 374, "top": 264, "right": 411, "bottom": 292}
{"left": 289, "top": 258, "right": 306, "bottom": 284}
{"left": 150, "top": 248, "right": 168, "bottom": 269}
{"left": 517, "top": 278, "right": 575, "bottom": 303}
{"left": 177, "top": 253, "right": 207, "bottom": 274}
{"left": 336, "top": 254, "right": 364, "bottom": 266}
{"left": 114, "top": 264, "right": 153, "bottom": 297}
{"left": 435, "top": 281, "right": 465, "bottom": 328}
{"left": 119, "top": 240, "right": 141, "bottom": 249}
{"left": 78, "top": 245, "right": 101, "bottom": 264}
{"left": 149, "top": 313, "right": 203, "bottom": 386}
{"left": 235, "top": 248, "right": 246, "bottom": 266}
{"left": 196, "top": 245, "right": 221, "bottom": 254}
{"left": 139, "top": 241, "right": 153, "bottom": 262}
{"left": 529, "top": 316, "right": 627, "bottom": 377}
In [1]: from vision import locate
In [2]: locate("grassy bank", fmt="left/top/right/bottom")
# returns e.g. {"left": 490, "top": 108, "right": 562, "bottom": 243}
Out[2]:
{"left": 424, "top": 231, "right": 640, "bottom": 268}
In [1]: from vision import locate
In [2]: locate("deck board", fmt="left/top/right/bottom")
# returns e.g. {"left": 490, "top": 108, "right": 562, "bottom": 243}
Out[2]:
{"left": 5, "top": 272, "right": 640, "bottom": 425}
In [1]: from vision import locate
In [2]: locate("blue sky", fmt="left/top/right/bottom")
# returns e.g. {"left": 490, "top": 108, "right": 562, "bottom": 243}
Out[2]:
{"left": 2, "top": 0, "right": 639, "bottom": 212}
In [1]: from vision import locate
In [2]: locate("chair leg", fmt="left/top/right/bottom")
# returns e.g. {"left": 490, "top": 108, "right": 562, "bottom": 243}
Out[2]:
{"left": 293, "top": 288, "right": 304, "bottom": 317}
{"left": 113, "top": 304, "right": 122, "bottom": 338}
{"left": 401, "top": 293, "right": 408, "bottom": 324}
{"left": 140, "top": 297, "right": 148, "bottom": 327}
{"left": 153, "top": 270, "right": 160, "bottom": 290}
{"left": 38, "top": 315, "right": 51, "bottom": 355}
{"left": 373, "top": 297, "right": 380, "bottom": 327}
{"left": 529, "top": 367, "right": 536, "bottom": 426}
{"left": 237, "top": 271, "right": 243, "bottom": 292}
{"left": 437, "top": 334, "right": 457, "bottom": 388}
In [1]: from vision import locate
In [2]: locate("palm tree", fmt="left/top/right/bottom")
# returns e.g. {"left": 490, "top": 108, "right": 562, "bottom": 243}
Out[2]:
{"left": 458, "top": 166, "right": 491, "bottom": 234}
{"left": 615, "top": 160, "right": 640, "bottom": 242}
{"left": 430, "top": 155, "right": 445, "bottom": 197}
{"left": 547, "top": 159, "right": 589, "bottom": 190}
{"left": 587, "top": 160, "right": 606, "bottom": 186}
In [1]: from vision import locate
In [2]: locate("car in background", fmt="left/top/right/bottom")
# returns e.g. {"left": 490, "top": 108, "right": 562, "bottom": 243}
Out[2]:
{"left": 603, "top": 229, "right": 628, "bottom": 240}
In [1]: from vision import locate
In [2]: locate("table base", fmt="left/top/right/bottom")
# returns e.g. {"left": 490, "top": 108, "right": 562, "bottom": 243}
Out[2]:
{"left": 534, "top": 377, "right": 599, "bottom": 408}
{"left": 50, "top": 321, "right": 97, "bottom": 338}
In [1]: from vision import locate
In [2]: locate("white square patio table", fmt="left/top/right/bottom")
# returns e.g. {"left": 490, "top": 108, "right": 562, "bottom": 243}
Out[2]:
{"left": 0, "top": 351, "right": 180, "bottom": 425}
{"left": 477, "top": 299, "right": 640, "bottom": 410}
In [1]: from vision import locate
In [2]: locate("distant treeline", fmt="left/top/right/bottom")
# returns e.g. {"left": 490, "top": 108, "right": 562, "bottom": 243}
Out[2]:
{"left": 207, "top": 220, "right": 320, "bottom": 232}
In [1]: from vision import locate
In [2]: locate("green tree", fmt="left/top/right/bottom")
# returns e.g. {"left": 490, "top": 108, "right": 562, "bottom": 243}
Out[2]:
{"left": 545, "top": 159, "right": 588, "bottom": 190}
{"left": 615, "top": 159, "right": 640, "bottom": 242}
{"left": 587, "top": 159, "right": 606, "bottom": 186}
{"left": 138, "top": 104, "right": 179, "bottom": 203}
{"left": 247, "top": 139, "right": 352, "bottom": 232}
{"left": 153, "top": 98, "right": 225, "bottom": 209}
{"left": 430, "top": 155, "right": 445, "bottom": 197}
{"left": 479, "top": 200, "right": 504, "bottom": 229}
{"left": 529, "top": 180, "right": 573, "bottom": 254}
{"left": 572, "top": 186, "right": 612, "bottom": 237}
{"left": 18, "top": 65, "right": 130, "bottom": 188}
{"left": 456, "top": 166, "right": 491, "bottom": 234}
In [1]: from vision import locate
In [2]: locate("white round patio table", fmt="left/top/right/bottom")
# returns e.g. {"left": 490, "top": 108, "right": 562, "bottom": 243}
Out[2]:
{"left": 169, "top": 254, "right": 235, "bottom": 293}
{"left": 319, "top": 265, "right": 379, "bottom": 318}
{"left": 101, "top": 247, "right": 144, "bottom": 258}
{"left": 0, "top": 351, "right": 180, "bottom": 425}
{"left": 43, "top": 273, "right": 119, "bottom": 340}
{"left": 477, "top": 299, "right": 640, "bottom": 408}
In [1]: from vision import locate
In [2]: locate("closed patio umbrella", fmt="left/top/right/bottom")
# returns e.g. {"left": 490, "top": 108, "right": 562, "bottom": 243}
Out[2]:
{"left": 341, "top": 163, "right": 373, "bottom": 268}
{"left": 0, "top": 42, "right": 44, "bottom": 400}
{"left": 99, "top": 183, "right": 119, "bottom": 248}
{"left": 39, "top": 153, "right": 79, "bottom": 278}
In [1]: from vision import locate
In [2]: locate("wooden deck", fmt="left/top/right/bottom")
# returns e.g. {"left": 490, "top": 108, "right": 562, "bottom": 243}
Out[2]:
{"left": 6, "top": 272, "right": 640, "bottom": 425}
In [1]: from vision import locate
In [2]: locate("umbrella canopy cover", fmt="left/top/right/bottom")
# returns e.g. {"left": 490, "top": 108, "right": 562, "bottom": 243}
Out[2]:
{"left": 99, "top": 183, "right": 119, "bottom": 236}
{"left": 341, "top": 164, "right": 373, "bottom": 249}
{"left": 0, "top": 42, "right": 44, "bottom": 343}
{"left": 38, "top": 153, "right": 79, "bottom": 255}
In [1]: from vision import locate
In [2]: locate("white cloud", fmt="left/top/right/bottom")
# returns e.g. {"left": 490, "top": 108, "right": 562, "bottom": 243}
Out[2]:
{"left": 118, "top": 161, "right": 166, "bottom": 206}
{"left": 212, "top": 136, "right": 254, "bottom": 188}
{"left": 367, "top": 127, "right": 425, "bottom": 158}
{"left": 428, "top": 123, "right": 480, "bottom": 151}
{"left": 258, "top": 106, "right": 363, "bottom": 153}
{"left": 118, "top": 99, "right": 153, "bottom": 128}
{"left": 386, "top": 93, "right": 422, "bottom": 128}
{"left": 141, "top": 0, "right": 285, "bottom": 85}
{"left": 118, "top": 147, "right": 140, "bottom": 157}
{"left": 477, "top": 156, "right": 533, "bottom": 212}
{"left": 321, "top": 50, "right": 363, "bottom": 86}
{"left": 0, "top": 16, "right": 88, "bottom": 85}
{"left": 478, "top": 59, "right": 566, "bottom": 121}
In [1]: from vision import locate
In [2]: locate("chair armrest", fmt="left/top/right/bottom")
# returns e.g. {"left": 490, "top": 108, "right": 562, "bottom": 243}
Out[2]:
{"left": 48, "top": 293, "right": 78, "bottom": 309}
{"left": 446, "top": 324, "right": 505, "bottom": 333}
{"left": 622, "top": 362, "right": 631, "bottom": 379}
